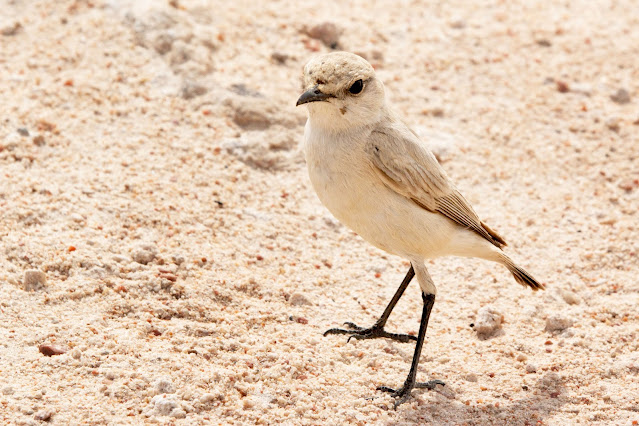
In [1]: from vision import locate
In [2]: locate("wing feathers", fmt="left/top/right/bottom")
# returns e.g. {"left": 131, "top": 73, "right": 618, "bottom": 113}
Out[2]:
{"left": 367, "top": 127, "right": 506, "bottom": 249}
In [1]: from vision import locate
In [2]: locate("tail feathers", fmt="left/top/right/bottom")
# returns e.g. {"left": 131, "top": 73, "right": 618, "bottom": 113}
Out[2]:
{"left": 508, "top": 263, "right": 544, "bottom": 291}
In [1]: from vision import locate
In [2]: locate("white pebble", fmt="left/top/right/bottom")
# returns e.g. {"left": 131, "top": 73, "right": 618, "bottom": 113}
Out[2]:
{"left": 561, "top": 290, "right": 580, "bottom": 305}
{"left": 474, "top": 306, "right": 504, "bottom": 337}
{"left": 132, "top": 244, "right": 157, "bottom": 265}
{"left": 525, "top": 364, "right": 537, "bottom": 373}
{"left": 289, "top": 293, "right": 312, "bottom": 306}
{"left": 154, "top": 378, "right": 175, "bottom": 395}
{"left": 23, "top": 270, "right": 47, "bottom": 291}
{"left": 545, "top": 315, "right": 574, "bottom": 332}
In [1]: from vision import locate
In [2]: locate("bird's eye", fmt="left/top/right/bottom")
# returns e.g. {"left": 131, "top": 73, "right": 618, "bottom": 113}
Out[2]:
{"left": 349, "top": 79, "right": 363, "bottom": 94}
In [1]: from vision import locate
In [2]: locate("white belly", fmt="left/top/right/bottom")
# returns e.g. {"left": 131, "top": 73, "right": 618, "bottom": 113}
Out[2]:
{"left": 304, "top": 126, "right": 456, "bottom": 259}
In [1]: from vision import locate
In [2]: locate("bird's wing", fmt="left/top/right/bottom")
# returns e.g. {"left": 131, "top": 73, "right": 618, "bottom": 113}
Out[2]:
{"left": 365, "top": 125, "right": 506, "bottom": 248}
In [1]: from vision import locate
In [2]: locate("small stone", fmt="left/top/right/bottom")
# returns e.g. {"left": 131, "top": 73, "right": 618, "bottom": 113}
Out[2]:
{"left": 34, "top": 410, "right": 53, "bottom": 421}
{"left": 449, "top": 18, "right": 466, "bottom": 29}
{"left": 23, "top": 270, "right": 47, "bottom": 291}
{"left": 132, "top": 244, "right": 157, "bottom": 265}
{"left": 610, "top": 88, "right": 631, "bottom": 104}
{"left": 71, "top": 348, "right": 82, "bottom": 360}
{"left": 153, "top": 33, "right": 174, "bottom": 55}
{"left": 112, "top": 255, "right": 129, "bottom": 263}
{"left": 17, "top": 127, "right": 29, "bottom": 136}
{"left": 516, "top": 353, "right": 528, "bottom": 362}
{"left": 464, "top": 373, "right": 478, "bottom": 382}
{"left": 605, "top": 117, "right": 620, "bottom": 132}
{"left": 147, "top": 394, "right": 179, "bottom": 416}
{"left": 305, "top": 22, "right": 341, "bottom": 48}
{"left": 271, "top": 52, "right": 289, "bottom": 64}
{"left": 561, "top": 290, "right": 580, "bottom": 305}
{"left": 525, "top": 364, "right": 537, "bottom": 373}
{"left": 474, "top": 306, "right": 504, "bottom": 338}
{"left": 536, "top": 39, "right": 551, "bottom": 47}
{"left": 171, "top": 253, "right": 185, "bottom": 265}
{"left": 154, "top": 378, "right": 175, "bottom": 395}
{"left": 289, "top": 293, "right": 311, "bottom": 306}
{"left": 1, "top": 21, "right": 21, "bottom": 36}
{"left": 556, "top": 80, "right": 570, "bottom": 93}
{"left": 2, "top": 386, "right": 14, "bottom": 395}
{"left": 33, "top": 135, "right": 46, "bottom": 146}
{"left": 170, "top": 408, "right": 186, "bottom": 418}
{"left": 545, "top": 315, "right": 574, "bottom": 332}
{"left": 230, "top": 99, "right": 272, "bottom": 129}
{"left": 181, "top": 80, "right": 208, "bottom": 100}
{"left": 38, "top": 344, "right": 67, "bottom": 357}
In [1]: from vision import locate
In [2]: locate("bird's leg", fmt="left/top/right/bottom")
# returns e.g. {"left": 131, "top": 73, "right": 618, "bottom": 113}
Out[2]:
{"left": 323, "top": 266, "right": 417, "bottom": 343}
{"left": 377, "top": 292, "right": 445, "bottom": 408}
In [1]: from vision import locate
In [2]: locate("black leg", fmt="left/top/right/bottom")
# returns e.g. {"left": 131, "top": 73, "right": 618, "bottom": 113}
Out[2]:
{"left": 378, "top": 292, "right": 445, "bottom": 407}
{"left": 323, "top": 266, "right": 417, "bottom": 343}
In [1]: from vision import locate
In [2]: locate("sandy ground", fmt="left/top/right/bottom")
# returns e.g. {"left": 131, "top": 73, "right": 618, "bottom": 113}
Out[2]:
{"left": 1, "top": 0, "right": 638, "bottom": 424}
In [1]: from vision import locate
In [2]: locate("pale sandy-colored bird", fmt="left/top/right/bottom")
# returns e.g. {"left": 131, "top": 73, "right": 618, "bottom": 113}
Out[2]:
{"left": 296, "top": 51, "right": 543, "bottom": 407}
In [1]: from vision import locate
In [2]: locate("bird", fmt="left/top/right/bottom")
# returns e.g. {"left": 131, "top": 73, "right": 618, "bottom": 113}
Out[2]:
{"left": 296, "top": 51, "right": 543, "bottom": 407}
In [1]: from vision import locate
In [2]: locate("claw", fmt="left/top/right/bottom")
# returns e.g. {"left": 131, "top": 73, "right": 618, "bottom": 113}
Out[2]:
{"left": 377, "top": 380, "right": 445, "bottom": 408}
{"left": 323, "top": 322, "right": 416, "bottom": 343}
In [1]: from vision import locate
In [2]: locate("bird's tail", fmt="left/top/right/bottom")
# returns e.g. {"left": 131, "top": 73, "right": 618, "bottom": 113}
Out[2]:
{"left": 500, "top": 254, "right": 544, "bottom": 291}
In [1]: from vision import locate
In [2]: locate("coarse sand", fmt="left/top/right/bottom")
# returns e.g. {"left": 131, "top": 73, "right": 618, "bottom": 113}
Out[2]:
{"left": 1, "top": 0, "right": 638, "bottom": 424}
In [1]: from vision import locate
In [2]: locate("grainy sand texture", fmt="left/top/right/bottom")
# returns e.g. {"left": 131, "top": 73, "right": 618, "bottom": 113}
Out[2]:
{"left": 1, "top": 0, "right": 638, "bottom": 424}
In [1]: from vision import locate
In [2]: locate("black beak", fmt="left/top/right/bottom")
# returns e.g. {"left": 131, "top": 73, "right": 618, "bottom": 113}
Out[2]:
{"left": 296, "top": 86, "right": 332, "bottom": 106}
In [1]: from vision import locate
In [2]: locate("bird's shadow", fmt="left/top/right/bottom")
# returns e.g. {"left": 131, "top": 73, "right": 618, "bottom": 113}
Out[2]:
{"left": 377, "top": 372, "right": 568, "bottom": 425}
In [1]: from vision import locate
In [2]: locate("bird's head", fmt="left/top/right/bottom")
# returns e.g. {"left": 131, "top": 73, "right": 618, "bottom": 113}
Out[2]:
{"left": 296, "top": 52, "right": 385, "bottom": 131}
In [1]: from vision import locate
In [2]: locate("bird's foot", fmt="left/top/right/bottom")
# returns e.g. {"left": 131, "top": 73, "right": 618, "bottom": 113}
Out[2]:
{"left": 378, "top": 379, "right": 445, "bottom": 408}
{"left": 323, "top": 322, "right": 417, "bottom": 343}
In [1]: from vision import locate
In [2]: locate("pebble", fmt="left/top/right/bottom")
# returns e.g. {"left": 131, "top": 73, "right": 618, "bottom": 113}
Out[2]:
{"left": 230, "top": 97, "right": 273, "bottom": 129}
{"left": 23, "top": 270, "right": 47, "bottom": 291}
{"left": 34, "top": 410, "right": 53, "bottom": 421}
{"left": 71, "top": 348, "right": 82, "bottom": 360}
{"left": 171, "top": 253, "right": 185, "bottom": 265}
{"left": 181, "top": 79, "right": 208, "bottom": 99}
{"left": 560, "top": 290, "right": 580, "bottom": 305}
{"left": 610, "top": 88, "right": 630, "bottom": 104}
{"left": 132, "top": 244, "right": 157, "bottom": 265}
{"left": 474, "top": 306, "right": 504, "bottom": 337}
{"left": 305, "top": 22, "right": 341, "bottom": 48}
{"left": 289, "top": 293, "right": 312, "bottom": 306}
{"left": 146, "top": 394, "right": 181, "bottom": 417}
{"left": 2, "top": 386, "right": 14, "bottom": 395}
{"left": 1, "top": 21, "right": 21, "bottom": 36}
{"left": 464, "top": 373, "right": 478, "bottom": 382}
{"left": 154, "top": 377, "right": 175, "bottom": 395}
{"left": 17, "top": 127, "right": 29, "bottom": 136}
{"left": 545, "top": 315, "right": 574, "bottom": 332}
{"left": 33, "top": 135, "right": 46, "bottom": 146}
{"left": 605, "top": 117, "right": 620, "bottom": 132}
{"left": 38, "top": 344, "right": 67, "bottom": 357}
{"left": 556, "top": 80, "right": 570, "bottom": 93}
{"left": 516, "top": 353, "right": 528, "bottom": 362}
{"left": 271, "top": 51, "right": 289, "bottom": 64}
{"left": 525, "top": 363, "right": 537, "bottom": 373}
